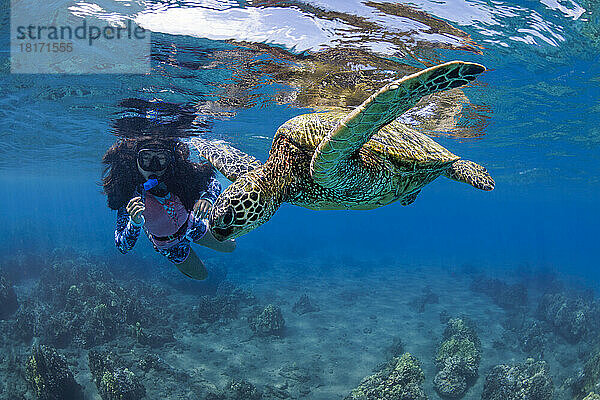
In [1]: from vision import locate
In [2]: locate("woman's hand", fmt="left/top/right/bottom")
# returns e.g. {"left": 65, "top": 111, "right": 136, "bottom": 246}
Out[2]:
{"left": 193, "top": 199, "right": 212, "bottom": 219}
{"left": 126, "top": 197, "right": 145, "bottom": 225}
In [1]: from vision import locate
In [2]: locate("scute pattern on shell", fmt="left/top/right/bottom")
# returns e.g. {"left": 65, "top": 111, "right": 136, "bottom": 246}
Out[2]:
{"left": 272, "top": 114, "right": 457, "bottom": 210}
{"left": 277, "top": 111, "right": 458, "bottom": 166}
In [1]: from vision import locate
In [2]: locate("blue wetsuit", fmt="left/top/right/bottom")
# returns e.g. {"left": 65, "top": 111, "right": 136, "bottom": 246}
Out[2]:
{"left": 114, "top": 176, "right": 221, "bottom": 264}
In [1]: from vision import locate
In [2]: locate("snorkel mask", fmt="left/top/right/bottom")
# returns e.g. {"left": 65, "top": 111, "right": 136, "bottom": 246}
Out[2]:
{"left": 136, "top": 146, "right": 173, "bottom": 191}
{"left": 137, "top": 148, "right": 172, "bottom": 172}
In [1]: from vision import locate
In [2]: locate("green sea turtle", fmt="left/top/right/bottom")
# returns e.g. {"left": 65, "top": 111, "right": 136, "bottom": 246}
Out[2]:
{"left": 191, "top": 61, "right": 494, "bottom": 241}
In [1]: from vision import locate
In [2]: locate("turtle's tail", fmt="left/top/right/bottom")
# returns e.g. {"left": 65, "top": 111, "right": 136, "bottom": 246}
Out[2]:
{"left": 444, "top": 159, "right": 495, "bottom": 191}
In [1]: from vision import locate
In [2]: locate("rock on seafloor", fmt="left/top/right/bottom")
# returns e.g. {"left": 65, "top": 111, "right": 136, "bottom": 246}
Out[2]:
{"left": 25, "top": 345, "right": 83, "bottom": 400}
{"left": 217, "top": 379, "right": 263, "bottom": 400}
{"left": 88, "top": 350, "right": 146, "bottom": 400}
{"left": 434, "top": 317, "right": 481, "bottom": 399}
{"left": 481, "top": 358, "right": 553, "bottom": 400}
{"left": 248, "top": 304, "right": 286, "bottom": 336}
{"left": 571, "top": 348, "right": 600, "bottom": 399}
{"left": 344, "top": 353, "right": 428, "bottom": 400}
{"left": 470, "top": 276, "right": 527, "bottom": 311}
{"left": 195, "top": 287, "right": 255, "bottom": 323}
{"left": 537, "top": 292, "right": 600, "bottom": 343}
{"left": 292, "top": 294, "right": 320, "bottom": 315}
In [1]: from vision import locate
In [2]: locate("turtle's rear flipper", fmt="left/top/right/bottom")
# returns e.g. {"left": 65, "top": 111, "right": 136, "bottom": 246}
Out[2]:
{"left": 445, "top": 160, "right": 495, "bottom": 191}
{"left": 400, "top": 190, "right": 421, "bottom": 206}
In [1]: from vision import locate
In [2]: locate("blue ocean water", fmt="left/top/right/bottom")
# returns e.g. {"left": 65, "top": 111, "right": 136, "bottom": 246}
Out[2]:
{"left": 1, "top": 0, "right": 598, "bottom": 279}
{"left": 1, "top": 0, "right": 600, "bottom": 398}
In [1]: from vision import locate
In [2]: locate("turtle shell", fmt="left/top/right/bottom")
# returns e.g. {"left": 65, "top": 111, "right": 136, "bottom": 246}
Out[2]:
{"left": 274, "top": 110, "right": 459, "bottom": 170}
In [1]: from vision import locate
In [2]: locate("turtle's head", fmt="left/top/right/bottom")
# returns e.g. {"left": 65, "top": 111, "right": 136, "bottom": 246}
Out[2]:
{"left": 209, "top": 174, "right": 280, "bottom": 241}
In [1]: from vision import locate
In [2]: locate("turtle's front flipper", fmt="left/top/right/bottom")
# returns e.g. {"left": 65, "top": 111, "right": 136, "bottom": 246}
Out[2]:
{"left": 189, "top": 138, "right": 262, "bottom": 182}
{"left": 445, "top": 159, "right": 495, "bottom": 191}
{"left": 311, "top": 61, "right": 485, "bottom": 188}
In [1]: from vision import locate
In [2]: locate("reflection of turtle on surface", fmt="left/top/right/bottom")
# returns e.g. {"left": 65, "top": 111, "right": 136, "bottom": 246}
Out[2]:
{"left": 191, "top": 61, "right": 494, "bottom": 241}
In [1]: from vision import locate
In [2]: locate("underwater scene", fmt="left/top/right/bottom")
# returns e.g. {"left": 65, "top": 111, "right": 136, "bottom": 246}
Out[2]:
{"left": 1, "top": 0, "right": 600, "bottom": 399}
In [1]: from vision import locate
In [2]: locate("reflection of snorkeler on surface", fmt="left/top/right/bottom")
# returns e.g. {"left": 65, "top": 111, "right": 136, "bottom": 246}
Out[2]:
{"left": 102, "top": 135, "right": 235, "bottom": 280}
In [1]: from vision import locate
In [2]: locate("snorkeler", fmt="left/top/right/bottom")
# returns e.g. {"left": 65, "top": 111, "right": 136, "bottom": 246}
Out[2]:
{"left": 102, "top": 135, "right": 235, "bottom": 280}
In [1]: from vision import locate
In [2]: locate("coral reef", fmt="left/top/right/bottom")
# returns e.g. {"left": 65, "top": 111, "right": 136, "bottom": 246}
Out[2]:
{"left": 434, "top": 318, "right": 481, "bottom": 399}
{"left": 137, "top": 354, "right": 168, "bottom": 373}
{"left": 571, "top": 348, "right": 600, "bottom": 399}
{"left": 292, "top": 294, "right": 319, "bottom": 315}
{"left": 470, "top": 276, "right": 527, "bottom": 310}
{"left": 25, "top": 345, "right": 83, "bottom": 400}
{"left": 502, "top": 312, "right": 550, "bottom": 357}
{"left": 222, "top": 379, "right": 262, "bottom": 400}
{"left": 12, "top": 256, "right": 172, "bottom": 348}
{"left": 197, "top": 294, "right": 239, "bottom": 323}
{"left": 409, "top": 286, "right": 439, "bottom": 313}
{"left": 538, "top": 292, "right": 600, "bottom": 343}
{"left": 88, "top": 350, "right": 146, "bottom": 400}
{"left": 203, "top": 378, "right": 263, "bottom": 400}
{"left": 344, "top": 353, "right": 427, "bottom": 400}
{"left": 248, "top": 304, "right": 285, "bottom": 336}
{"left": 516, "top": 320, "right": 548, "bottom": 356}
{"left": 0, "top": 273, "right": 18, "bottom": 319}
{"left": 5, "top": 248, "right": 600, "bottom": 400}
{"left": 130, "top": 322, "right": 175, "bottom": 348}
{"left": 481, "top": 358, "right": 553, "bottom": 400}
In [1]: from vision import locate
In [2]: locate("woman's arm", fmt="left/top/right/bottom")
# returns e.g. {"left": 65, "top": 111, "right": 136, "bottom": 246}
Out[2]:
{"left": 198, "top": 175, "right": 222, "bottom": 204}
{"left": 115, "top": 206, "right": 141, "bottom": 253}
{"left": 194, "top": 175, "right": 222, "bottom": 219}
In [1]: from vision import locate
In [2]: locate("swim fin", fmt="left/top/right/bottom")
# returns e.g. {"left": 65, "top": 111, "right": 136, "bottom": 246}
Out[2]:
{"left": 174, "top": 249, "right": 208, "bottom": 280}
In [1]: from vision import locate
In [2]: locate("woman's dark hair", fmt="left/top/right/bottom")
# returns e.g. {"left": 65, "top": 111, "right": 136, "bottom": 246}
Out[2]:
{"left": 102, "top": 136, "right": 215, "bottom": 211}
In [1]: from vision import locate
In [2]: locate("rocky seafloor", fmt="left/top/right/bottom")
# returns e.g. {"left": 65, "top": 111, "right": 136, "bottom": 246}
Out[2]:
{"left": 1, "top": 248, "right": 599, "bottom": 400}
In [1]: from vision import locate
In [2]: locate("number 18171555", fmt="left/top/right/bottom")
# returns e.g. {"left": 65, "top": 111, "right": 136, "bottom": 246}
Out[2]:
{"left": 18, "top": 42, "right": 73, "bottom": 52}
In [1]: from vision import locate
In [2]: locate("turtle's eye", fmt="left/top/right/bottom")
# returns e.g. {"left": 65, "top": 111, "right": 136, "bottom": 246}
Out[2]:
{"left": 221, "top": 207, "right": 235, "bottom": 227}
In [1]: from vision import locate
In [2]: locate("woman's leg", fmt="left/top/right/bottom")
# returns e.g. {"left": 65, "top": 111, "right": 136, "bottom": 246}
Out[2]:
{"left": 174, "top": 248, "right": 208, "bottom": 280}
{"left": 194, "top": 229, "right": 236, "bottom": 252}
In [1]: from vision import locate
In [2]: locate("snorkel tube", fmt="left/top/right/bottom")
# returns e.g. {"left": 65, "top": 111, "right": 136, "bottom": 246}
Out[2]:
{"left": 143, "top": 175, "right": 159, "bottom": 191}
{"left": 140, "top": 172, "right": 168, "bottom": 198}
